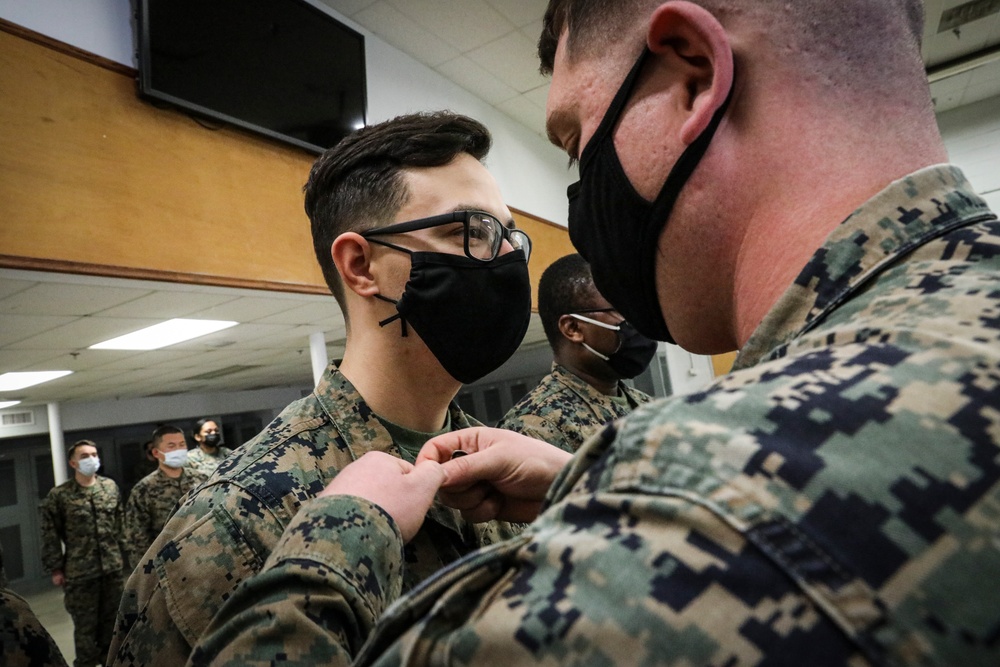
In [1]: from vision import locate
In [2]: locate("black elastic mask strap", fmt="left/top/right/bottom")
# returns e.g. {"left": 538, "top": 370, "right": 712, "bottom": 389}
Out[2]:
{"left": 373, "top": 293, "right": 408, "bottom": 337}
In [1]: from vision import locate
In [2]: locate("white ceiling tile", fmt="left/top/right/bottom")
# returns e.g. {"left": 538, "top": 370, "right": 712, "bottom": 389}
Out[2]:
{"left": 389, "top": 0, "right": 516, "bottom": 54}
{"left": 185, "top": 296, "right": 308, "bottom": 322}
{"left": 166, "top": 323, "right": 299, "bottom": 350}
{"left": 355, "top": 2, "right": 461, "bottom": 66}
{"left": 485, "top": 0, "right": 546, "bottom": 28}
{"left": 931, "top": 71, "right": 973, "bottom": 111}
{"left": 5, "top": 317, "right": 162, "bottom": 350}
{"left": 923, "top": 14, "right": 997, "bottom": 66}
{"left": 496, "top": 94, "right": 548, "bottom": 135}
{"left": 82, "top": 349, "right": 205, "bottom": 372}
{"left": 466, "top": 30, "right": 547, "bottom": 92}
{"left": 252, "top": 301, "right": 345, "bottom": 326}
{"left": 316, "top": 0, "right": 378, "bottom": 18}
{"left": 0, "top": 314, "right": 79, "bottom": 347}
{"left": 96, "top": 291, "right": 239, "bottom": 318}
{"left": 436, "top": 56, "right": 519, "bottom": 105}
{"left": 0, "top": 349, "right": 65, "bottom": 372}
{"left": 522, "top": 82, "right": 550, "bottom": 108}
{"left": 0, "top": 283, "right": 152, "bottom": 317}
{"left": 519, "top": 18, "right": 544, "bottom": 45}
{"left": 0, "top": 278, "right": 37, "bottom": 300}
{"left": 967, "top": 57, "right": 1000, "bottom": 89}
{"left": 962, "top": 81, "right": 1000, "bottom": 107}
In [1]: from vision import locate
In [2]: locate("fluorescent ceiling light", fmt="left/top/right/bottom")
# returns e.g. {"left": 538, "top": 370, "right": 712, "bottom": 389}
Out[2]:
{"left": 0, "top": 400, "right": 23, "bottom": 410}
{"left": 89, "top": 318, "right": 238, "bottom": 350}
{"left": 0, "top": 371, "right": 73, "bottom": 391}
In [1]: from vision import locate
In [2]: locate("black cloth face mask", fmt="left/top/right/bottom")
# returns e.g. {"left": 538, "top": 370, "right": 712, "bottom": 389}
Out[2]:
{"left": 567, "top": 47, "right": 734, "bottom": 342}
{"left": 570, "top": 312, "right": 659, "bottom": 379}
{"left": 203, "top": 433, "right": 222, "bottom": 447}
{"left": 376, "top": 250, "right": 532, "bottom": 384}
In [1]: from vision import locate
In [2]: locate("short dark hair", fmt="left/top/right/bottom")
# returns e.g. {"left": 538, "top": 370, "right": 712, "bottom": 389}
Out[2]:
{"left": 194, "top": 418, "right": 217, "bottom": 437}
{"left": 151, "top": 424, "right": 184, "bottom": 448}
{"left": 538, "top": 253, "right": 601, "bottom": 349}
{"left": 304, "top": 111, "right": 493, "bottom": 311}
{"left": 539, "top": 0, "right": 646, "bottom": 75}
{"left": 67, "top": 439, "right": 96, "bottom": 460}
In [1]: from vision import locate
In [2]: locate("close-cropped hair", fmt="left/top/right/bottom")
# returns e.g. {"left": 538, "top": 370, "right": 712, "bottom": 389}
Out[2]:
{"left": 67, "top": 439, "right": 97, "bottom": 460}
{"left": 304, "top": 111, "right": 493, "bottom": 311}
{"left": 538, "top": 253, "right": 600, "bottom": 349}
{"left": 151, "top": 424, "right": 184, "bottom": 447}
{"left": 538, "top": 0, "right": 926, "bottom": 92}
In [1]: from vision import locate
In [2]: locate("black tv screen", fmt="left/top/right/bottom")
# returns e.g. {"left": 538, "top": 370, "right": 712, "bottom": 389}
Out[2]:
{"left": 135, "top": 0, "right": 366, "bottom": 154}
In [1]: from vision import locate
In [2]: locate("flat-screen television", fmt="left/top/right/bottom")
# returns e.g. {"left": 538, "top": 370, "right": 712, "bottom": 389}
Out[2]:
{"left": 135, "top": 0, "right": 367, "bottom": 154}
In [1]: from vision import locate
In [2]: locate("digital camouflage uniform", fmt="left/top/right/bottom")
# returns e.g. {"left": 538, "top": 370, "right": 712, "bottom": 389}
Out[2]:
{"left": 498, "top": 362, "right": 653, "bottom": 452}
{"left": 187, "top": 166, "right": 1000, "bottom": 666}
{"left": 184, "top": 446, "right": 232, "bottom": 477}
{"left": 1, "top": 587, "right": 69, "bottom": 667}
{"left": 40, "top": 476, "right": 126, "bottom": 667}
{"left": 123, "top": 467, "right": 209, "bottom": 567}
{"left": 110, "top": 366, "right": 522, "bottom": 666}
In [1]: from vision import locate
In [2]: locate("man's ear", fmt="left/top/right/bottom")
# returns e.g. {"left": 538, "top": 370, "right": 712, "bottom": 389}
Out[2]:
{"left": 331, "top": 232, "right": 379, "bottom": 298}
{"left": 647, "top": 1, "right": 734, "bottom": 146}
{"left": 558, "top": 314, "right": 586, "bottom": 344}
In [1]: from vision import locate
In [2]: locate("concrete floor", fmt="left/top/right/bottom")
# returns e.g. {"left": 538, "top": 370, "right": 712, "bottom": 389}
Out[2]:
{"left": 21, "top": 585, "right": 76, "bottom": 665}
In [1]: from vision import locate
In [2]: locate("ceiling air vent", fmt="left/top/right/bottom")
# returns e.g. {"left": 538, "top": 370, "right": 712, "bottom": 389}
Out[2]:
{"left": 939, "top": 0, "right": 1000, "bottom": 32}
{"left": 1, "top": 409, "right": 35, "bottom": 427}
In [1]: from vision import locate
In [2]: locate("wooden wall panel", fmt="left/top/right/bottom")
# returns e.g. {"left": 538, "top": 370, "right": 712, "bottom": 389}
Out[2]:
{"left": 0, "top": 22, "right": 575, "bottom": 305}
{"left": 0, "top": 24, "right": 326, "bottom": 292}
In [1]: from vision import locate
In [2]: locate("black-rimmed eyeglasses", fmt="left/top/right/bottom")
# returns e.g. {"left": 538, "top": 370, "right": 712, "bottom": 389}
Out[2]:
{"left": 360, "top": 210, "right": 532, "bottom": 262}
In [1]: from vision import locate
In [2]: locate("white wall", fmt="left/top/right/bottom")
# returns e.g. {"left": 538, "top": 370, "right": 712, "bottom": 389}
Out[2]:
{"left": 938, "top": 94, "right": 1000, "bottom": 211}
{"left": 0, "top": 385, "right": 309, "bottom": 440}
{"left": 0, "top": 0, "right": 575, "bottom": 226}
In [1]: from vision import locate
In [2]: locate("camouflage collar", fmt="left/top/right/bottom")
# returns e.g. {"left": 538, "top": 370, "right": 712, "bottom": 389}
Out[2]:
{"left": 550, "top": 362, "right": 644, "bottom": 408}
{"left": 313, "top": 364, "right": 477, "bottom": 536}
{"left": 736, "top": 165, "right": 995, "bottom": 369}
{"left": 313, "top": 364, "right": 476, "bottom": 457}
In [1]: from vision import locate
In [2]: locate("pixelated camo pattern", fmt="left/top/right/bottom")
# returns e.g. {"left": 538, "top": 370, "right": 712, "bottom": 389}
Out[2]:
{"left": 39, "top": 476, "right": 126, "bottom": 582}
{"left": 110, "top": 367, "right": 521, "bottom": 667}
{"left": 187, "top": 165, "right": 1000, "bottom": 666}
{"left": 185, "top": 446, "right": 233, "bottom": 477}
{"left": 124, "top": 468, "right": 209, "bottom": 568}
{"left": 497, "top": 362, "right": 653, "bottom": 452}
{"left": 0, "top": 589, "right": 68, "bottom": 667}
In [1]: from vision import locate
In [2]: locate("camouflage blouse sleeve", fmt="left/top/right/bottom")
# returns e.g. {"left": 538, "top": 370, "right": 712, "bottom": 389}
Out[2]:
{"left": 38, "top": 492, "right": 65, "bottom": 574}
{"left": 1, "top": 588, "right": 69, "bottom": 667}
{"left": 123, "top": 487, "right": 149, "bottom": 569}
{"left": 187, "top": 495, "right": 405, "bottom": 667}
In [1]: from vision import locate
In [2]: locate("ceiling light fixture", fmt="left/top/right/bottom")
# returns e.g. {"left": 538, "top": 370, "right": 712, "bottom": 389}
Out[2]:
{"left": 0, "top": 371, "right": 73, "bottom": 392}
{"left": 89, "top": 318, "right": 238, "bottom": 350}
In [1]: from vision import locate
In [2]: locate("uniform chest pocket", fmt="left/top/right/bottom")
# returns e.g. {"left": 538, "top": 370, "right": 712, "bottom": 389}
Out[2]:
{"left": 66, "top": 497, "right": 99, "bottom": 524}
{"left": 154, "top": 506, "right": 264, "bottom": 647}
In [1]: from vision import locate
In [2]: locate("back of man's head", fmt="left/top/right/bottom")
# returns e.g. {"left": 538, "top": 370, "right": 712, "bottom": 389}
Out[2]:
{"left": 538, "top": 253, "right": 597, "bottom": 351}
{"left": 539, "top": 0, "right": 927, "bottom": 106}
{"left": 304, "top": 112, "right": 493, "bottom": 312}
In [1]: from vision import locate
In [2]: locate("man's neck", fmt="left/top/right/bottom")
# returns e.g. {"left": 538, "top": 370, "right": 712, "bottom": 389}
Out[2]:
{"left": 158, "top": 464, "right": 183, "bottom": 479}
{"left": 339, "top": 337, "right": 459, "bottom": 433}
{"left": 555, "top": 353, "right": 619, "bottom": 396}
{"left": 74, "top": 472, "right": 96, "bottom": 487}
{"left": 682, "top": 93, "right": 949, "bottom": 351}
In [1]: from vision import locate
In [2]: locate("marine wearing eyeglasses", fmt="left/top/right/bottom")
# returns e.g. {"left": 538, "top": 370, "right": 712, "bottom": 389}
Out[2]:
{"left": 109, "top": 112, "right": 530, "bottom": 667}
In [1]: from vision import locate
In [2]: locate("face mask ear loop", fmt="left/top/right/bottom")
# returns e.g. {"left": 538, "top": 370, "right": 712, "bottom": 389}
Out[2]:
{"left": 582, "top": 342, "right": 611, "bottom": 361}
{"left": 373, "top": 293, "right": 408, "bottom": 336}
